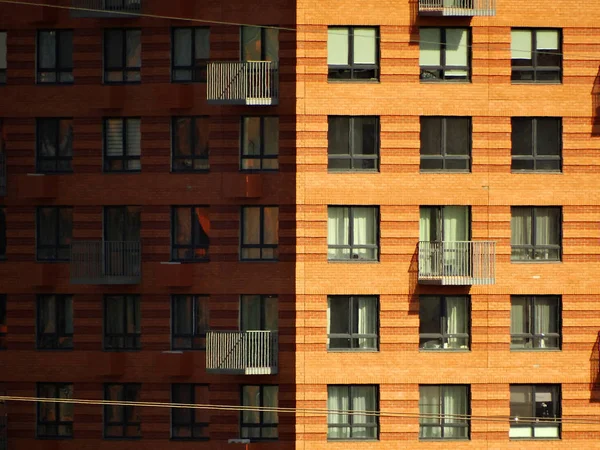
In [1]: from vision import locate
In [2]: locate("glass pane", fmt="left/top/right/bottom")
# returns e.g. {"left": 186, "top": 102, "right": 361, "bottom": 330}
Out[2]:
{"left": 192, "top": 207, "right": 210, "bottom": 253}
{"left": 174, "top": 118, "right": 191, "bottom": 157}
{"left": 105, "top": 30, "right": 124, "bottom": 68}
{"left": 195, "top": 28, "right": 210, "bottom": 60}
{"left": 263, "top": 386, "right": 278, "bottom": 424}
{"left": 354, "top": 118, "right": 377, "bottom": 156}
{"left": 512, "top": 159, "right": 534, "bottom": 171}
{"left": 534, "top": 207, "right": 560, "bottom": 246}
{"left": 536, "top": 118, "right": 560, "bottom": 156}
{"left": 420, "top": 28, "right": 441, "bottom": 66}
{"left": 419, "top": 297, "right": 441, "bottom": 336}
{"left": 126, "top": 30, "right": 141, "bottom": 68}
{"left": 126, "top": 119, "right": 141, "bottom": 156}
{"left": 243, "top": 117, "right": 261, "bottom": 156}
{"left": 59, "top": 31, "right": 73, "bottom": 68}
{"left": 328, "top": 28, "right": 349, "bottom": 65}
{"left": 445, "top": 118, "right": 470, "bottom": 156}
{"left": 511, "top": 30, "right": 532, "bottom": 60}
{"left": 512, "top": 118, "right": 533, "bottom": 156}
{"left": 445, "top": 29, "right": 468, "bottom": 67}
{"left": 58, "top": 120, "right": 73, "bottom": 157}
{"left": 419, "top": 385, "right": 440, "bottom": 426}
{"left": 511, "top": 208, "right": 532, "bottom": 246}
{"left": 329, "top": 297, "right": 350, "bottom": 335}
{"left": 0, "top": 32, "right": 6, "bottom": 69}
{"left": 174, "top": 29, "right": 192, "bottom": 66}
{"left": 510, "top": 385, "right": 532, "bottom": 419}
{"left": 328, "top": 207, "right": 349, "bottom": 248}
{"left": 263, "top": 117, "right": 278, "bottom": 156}
{"left": 421, "top": 118, "right": 442, "bottom": 155}
{"left": 353, "top": 28, "right": 376, "bottom": 64}
{"left": 39, "top": 120, "right": 58, "bottom": 157}
{"left": 173, "top": 296, "right": 192, "bottom": 335}
{"left": 39, "top": 31, "right": 56, "bottom": 69}
{"left": 106, "top": 119, "right": 124, "bottom": 156}
{"left": 59, "top": 208, "right": 73, "bottom": 246}
{"left": 263, "top": 207, "right": 278, "bottom": 245}
{"left": 194, "top": 297, "right": 209, "bottom": 336}
{"left": 536, "top": 30, "right": 559, "bottom": 50}
{"left": 328, "top": 117, "right": 350, "bottom": 156}
{"left": 352, "top": 207, "right": 376, "bottom": 246}
{"left": 243, "top": 207, "right": 260, "bottom": 245}
{"left": 174, "top": 208, "right": 191, "bottom": 245}
{"left": 242, "top": 26, "right": 261, "bottom": 61}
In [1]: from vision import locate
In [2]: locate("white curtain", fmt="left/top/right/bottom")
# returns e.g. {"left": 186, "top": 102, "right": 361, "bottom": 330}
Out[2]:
{"left": 444, "top": 29, "right": 468, "bottom": 78}
{"left": 353, "top": 207, "right": 375, "bottom": 259}
{"left": 443, "top": 207, "right": 468, "bottom": 275}
{"left": 511, "top": 208, "right": 532, "bottom": 259}
{"left": 511, "top": 30, "right": 532, "bottom": 60}
{"left": 353, "top": 29, "right": 376, "bottom": 65}
{"left": 357, "top": 297, "right": 376, "bottom": 349}
{"left": 419, "top": 386, "right": 440, "bottom": 438}
{"left": 328, "top": 28, "right": 349, "bottom": 65}
{"left": 328, "top": 207, "right": 349, "bottom": 259}
{"left": 352, "top": 386, "right": 376, "bottom": 438}
{"left": 445, "top": 297, "right": 466, "bottom": 349}
{"left": 534, "top": 208, "right": 559, "bottom": 259}
{"left": 510, "top": 298, "right": 526, "bottom": 348}
{"left": 443, "top": 386, "right": 468, "bottom": 438}
{"left": 327, "top": 386, "right": 349, "bottom": 439}
{"left": 534, "top": 298, "right": 556, "bottom": 349}
{"left": 419, "top": 28, "right": 441, "bottom": 67}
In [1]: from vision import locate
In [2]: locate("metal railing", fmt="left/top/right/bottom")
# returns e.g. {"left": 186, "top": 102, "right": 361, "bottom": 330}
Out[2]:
{"left": 0, "top": 153, "right": 5, "bottom": 197}
{"left": 418, "top": 0, "right": 496, "bottom": 16}
{"left": 418, "top": 241, "right": 496, "bottom": 285}
{"left": 70, "top": 240, "right": 141, "bottom": 284}
{"left": 207, "top": 61, "right": 279, "bottom": 106}
{"left": 206, "top": 330, "right": 278, "bottom": 375}
{"left": 70, "top": 0, "right": 141, "bottom": 17}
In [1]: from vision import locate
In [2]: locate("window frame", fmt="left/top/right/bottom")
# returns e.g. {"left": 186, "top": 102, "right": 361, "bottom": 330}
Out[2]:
{"left": 509, "top": 384, "right": 561, "bottom": 439}
{"left": 36, "top": 118, "right": 73, "bottom": 173}
{"left": 510, "top": 207, "right": 562, "bottom": 262}
{"left": 420, "top": 27, "right": 471, "bottom": 82}
{"left": 36, "top": 294, "right": 73, "bottom": 350}
{"left": 419, "top": 295, "right": 470, "bottom": 351}
{"left": 171, "top": 295, "right": 209, "bottom": 350}
{"left": 37, "top": 382, "right": 73, "bottom": 439}
{"left": 327, "top": 295, "right": 379, "bottom": 351}
{"left": 103, "top": 295, "right": 141, "bottom": 351}
{"left": 327, "top": 206, "right": 380, "bottom": 262}
{"left": 327, "top": 26, "right": 380, "bottom": 81}
{"left": 327, "top": 384, "right": 379, "bottom": 440}
{"left": 104, "top": 383, "right": 141, "bottom": 439}
{"left": 103, "top": 28, "right": 141, "bottom": 84}
{"left": 171, "top": 27, "right": 209, "bottom": 83}
{"left": 510, "top": 296, "right": 561, "bottom": 350}
{"left": 240, "top": 116, "right": 279, "bottom": 172}
{"left": 328, "top": 116, "right": 380, "bottom": 172}
{"left": 0, "top": 207, "right": 6, "bottom": 260}
{"left": 36, "top": 206, "right": 73, "bottom": 262}
{"left": 36, "top": 29, "right": 73, "bottom": 85}
{"left": 103, "top": 117, "right": 141, "bottom": 173}
{"left": 170, "top": 206, "right": 210, "bottom": 262}
{"left": 419, "top": 384, "right": 470, "bottom": 440}
{"left": 240, "top": 384, "right": 279, "bottom": 441}
{"left": 420, "top": 116, "right": 472, "bottom": 172}
{"left": 171, "top": 383, "right": 210, "bottom": 440}
{"left": 511, "top": 117, "right": 562, "bottom": 172}
{"left": 171, "top": 116, "right": 210, "bottom": 173}
{"left": 0, "top": 31, "right": 6, "bottom": 84}
{"left": 0, "top": 294, "right": 5, "bottom": 350}
{"left": 240, "top": 206, "right": 279, "bottom": 261}
{"left": 511, "top": 28, "right": 562, "bottom": 84}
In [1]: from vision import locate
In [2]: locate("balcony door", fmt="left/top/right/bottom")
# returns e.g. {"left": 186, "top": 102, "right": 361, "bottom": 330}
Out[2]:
{"left": 241, "top": 295, "right": 278, "bottom": 331}
{"left": 104, "top": 207, "right": 141, "bottom": 276}
{"left": 241, "top": 26, "right": 279, "bottom": 62}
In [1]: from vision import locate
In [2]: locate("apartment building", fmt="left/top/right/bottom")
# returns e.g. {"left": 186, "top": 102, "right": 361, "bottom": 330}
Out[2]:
{"left": 0, "top": 0, "right": 599, "bottom": 448}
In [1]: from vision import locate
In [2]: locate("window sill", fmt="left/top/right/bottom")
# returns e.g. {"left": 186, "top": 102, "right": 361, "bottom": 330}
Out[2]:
{"left": 511, "top": 170, "right": 562, "bottom": 174}
{"left": 419, "top": 438, "right": 470, "bottom": 441}
{"left": 328, "top": 169, "right": 380, "bottom": 174}
{"left": 239, "top": 169, "right": 280, "bottom": 174}
{"left": 36, "top": 171, "right": 74, "bottom": 175}
{"left": 327, "top": 348, "right": 379, "bottom": 353}
{"left": 103, "top": 81, "right": 142, "bottom": 86}
{"left": 36, "top": 82, "right": 74, "bottom": 86}
{"left": 103, "top": 436, "right": 142, "bottom": 440}
{"left": 509, "top": 438, "right": 561, "bottom": 441}
{"left": 171, "top": 169, "right": 210, "bottom": 174}
{"left": 36, "top": 347, "right": 74, "bottom": 352}
{"left": 103, "top": 170, "right": 142, "bottom": 174}
{"left": 328, "top": 260, "right": 380, "bottom": 264}
{"left": 511, "top": 81, "right": 562, "bottom": 85}
{"left": 170, "top": 437, "right": 209, "bottom": 441}
{"left": 510, "top": 260, "right": 562, "bottom": 264}
{"left": 103, "top": 348, "right": 142, "bottom": 352}
{"left": 420, "top": 170, "right": 471, "bottom": 174}
{"left": 327, "top": 79, "right": 380, "bottom": 84}
{"left": 170, "top": 259, "right": 210, "bottom": 263}
{"left": 240, "top": 259, "right": 279, "bottom": 263}
{"left": 419, "top": 348, "right": 470, "bottom": 352}
{"left": 171, "top": 348, "right": 206, "bottom": 352}
{"left": 419, "top": 80, "right": 471, "bottom": 84}
{"left": 171, "top": 80, "right": 206, "bottom": 84}
{"left": 510, "top": 348, "right": 561, "bottom": 352}
{"left": 327, "top": 439, "right": 379, "bottom": 442}
{"left": 36, "top": 436, "right": 73, "bottom": 440}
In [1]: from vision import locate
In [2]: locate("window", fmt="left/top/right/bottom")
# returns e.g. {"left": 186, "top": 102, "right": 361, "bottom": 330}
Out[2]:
{"left": 512, "top": 118, "right": 561, "bottom": 172}
{"left": 327, "top": 296, "right": 378, "bottom": 351}
{"left": 0, "top": 31, "right": 5, "bottom": 83}
{"left": 37, "top": 30, "right": 73, "bottom": 84}
{"left": 510, "top": 385, "right": 560, "bottom": 438}
{"left": 172, "top": 384, "right": 209, "bottom": 440}
{"left": 37, "top": 295, "right": 73, "bottom": 350}
{"left": 37, "top": 383, "right": 73, "bottom": 438}
{"left": 511, "top": 207, "right": 561, "bottom": 261}
{"left": 0, "top": 207, "right": 5, "bottom": 259}
{"left": 420, "top": 206, "right": 470, "bottom": 242}
{"left": 327, "top": 206, "right": 378, "bottom": 261}
{"left": 327, "top": 385, "right": 378, "bottom": 439}
{"left": 328, "top": 116, "right": 379, "bottom": 171}
{"left": 104, "top": 206, "right": 141, "bottom": 242}
{"left": 104, "top": 118, "right": 141, "bottom": 172}
{"left": 419, "top": 296, "right": 469, "bottom": 350}
{"left": 171, "top": 206, "right": 210, "bottom": 261}
{"left": 240, "top": 206, "right": 278, "bottom": 261}
{"left": 241, "top": 385, "right": 278, "bottom": 440}
{"left": 511, "top": 29, "right": 561, "bottom": 83}
{"left": 172, "top": 28, "right": 209, "bottom": 82}
{"left": 104, "top": 29, "right": 141, "bottom": 83}
{"left": 172, "top": 117, "right": 209, "bottom": 172}
{"left": 172, "top": 295, "right": 209, "bottom": 350}
{"left": 36, "top": 118, "right": 73, "bottom": 173}
{"left": 511, "top": 296, "right": 560, "bottom": 350}
{"left": 0, "top": 295, "right": 6, "bottom": 349}
{"left": 104, "top": 383, "right": 141, "bottom": 438}
{"left": 420, "top": 117, "right": 471, "bottom": 171}
{"left": 104, "top": 295, "right": 140, "bottom": 350}
{"left": 419, "top": 385, "right": 469, "bottom": 439}
{"left": 241, "top": 117, "right": 279, "bottom": 171}
{"left": 420, "top": 28, "right": 470, "bottom": 81}
{"left": 242, "top": 26, "right": 278, "bottom": 61}
{"left": 241, "top": 295, "right": 278, "bottom": 331}
{"left": 327, "top": 27, "right": 378, "bottom": 80}
{"left": 36, "top": 207, "right": 73, "bottom": 261}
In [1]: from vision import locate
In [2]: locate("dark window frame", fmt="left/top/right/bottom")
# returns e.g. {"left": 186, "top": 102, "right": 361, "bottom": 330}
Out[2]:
{"left": 419, "top": 295, "right": 471, "bottom": 351}
{"left": 104, "top": 28, "right": 141, "bottom": 84}
{"left": 510, "top": 384, "right": 561, "bottom": 439}
{"left": 327, "top": 384, "right": 379, "bottom": 440}
{"left": 171, "top": 295, "right": 209, "bottom": 350}
{"left": 37, "top": 382, "right": 73, "bottom": 439}
{"left": 0, "top": 31, "right": 6, "bottom": 84}
{"left": 328, "top": 116, "right": 380, "bottom": 171}
{"left": 0, "top": 207, "right": 6, "bottom": 260}
{"left": 103, "top": 295, "right": 141, "bottom": 351}
{"left": 419, "top": 384, "right": 470, "bottom": 439}
{"left": 240, "top": 116, "right": 279, "bottom": 172}
{"left": 104, "top": 383, "right": 141, "bottom": 439}
{"left": 240, "top": 206, "right": 279, "bottom": 261}
{"left": 327, "top": 295, "right": 379, "bottom": 351}
{"left": 510, "top": 207, "right": 562, "bottom": 262}
{"left": 511, "top": 117, "right": 562, "bottom": 172}
{"left": 37, "top": 294, "right": 73, "bottom": 350}
{"left": 510, "top": 296, "right": 561, "bottom": 350}
{"left": 420, "top": 116, "right": 472, "bottom": 172}
{"left": 240, "top": 384, "right": 279, "bottom": 441}
{"left": 36, "top": 206, "right": 73, "bottom": 262}
{"left": 171, "top": 206, "right": 210, "bottom": 262}
{"left": 327, "top": 206, "right": 380, "bottom": 262}
{"left": 171, "top": 383, "right": 210, "bottom": 440}
{"left": 171, "top": 27, "right": 209, "bottom": 83}
{"left": 420, "top": 27, "right": 471, "bottom": 82}
{"left": 0, "top": 295, "right": 6, "bottom": 350}
{"left": 328, "top": 26, "right": 380, "bottom": 81}
{"left": 36, "top": 29, "right": 73, "bottom": 85}
{"left": 171, "top": 116, "right": 209, "bottom": 172}
{"left": 36, "top": 118, "right": 73, "bottom": 173}
{"left": 103, "top": 117, "right": 141, "bottom": 173}
{"left": 511, "top": 28, "right": 562, "bottom": 84}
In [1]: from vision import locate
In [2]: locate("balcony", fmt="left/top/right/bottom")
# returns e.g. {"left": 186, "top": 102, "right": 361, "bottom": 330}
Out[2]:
{"left": 418, "top": 0, "right": 495, "bottom": 16}
{"left": 0, "top": 154, "right": 5, "bottom": 196}
{"left": 418, "top": 241, "right": 496, "bottom": 285}
{"left": 206, "top": 331, "right": 278, "bottom": 375}
{"left": 207, "top": 61, "right": 279, "bottom": 106}
{"left": 70, "top": 0, "right": 141, "bottom": 18}
{"left": 70, "top": 241, "right": 141, "bottom": 284}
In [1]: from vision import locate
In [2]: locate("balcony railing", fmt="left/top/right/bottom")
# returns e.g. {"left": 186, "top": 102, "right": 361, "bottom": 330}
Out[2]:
{"left": 418, "top": 0, "right": 495, "bottom": 16}
{"left": 0, "top": 153, "right": 5, "bottom": 197}
{"left": 70, "top": 240, "right": 141, "bottom": 284}
{"left": 418, "top": 241, "right": 496, "bottom": 285}
{"left": 207, "top": 61, "right": 279, "bottom": 106}
{"left": 70, "top": 0, "right": 141, "bottom": 17}
{"left": 206, "top": 330, "right": 278, "bottom": 375}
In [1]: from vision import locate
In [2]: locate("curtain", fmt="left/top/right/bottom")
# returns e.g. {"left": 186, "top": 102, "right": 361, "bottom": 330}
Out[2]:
{"left": 353, "top": 207, "right": 375, "bottom": 259}
{"left": 242, "top": 26, "right": 261, "bottom": 61}
{"left": 357, "top": 297, "right": 376, "bottom": 349}
{"left": 443, "top": 207, "right": 468, "bottom": 275}
{"left": 241, "top": 295, "right": 261, "bottom": 331}
{"left": 263, "top": 207, "right": 279, "bottom": 247}
{"left": 535, "top": 298, "right": 557, "bottom": 349}
{"left": 106, "top": 119, "right": 124, "bottom": 157}
{"left": 534, "top": 208, "right": 559, "bottom": 259}
{"left": 536, "top": 30, "right": 559, "bottom": 50}
{"left": 327, "top": 28, "right": 349, "bottom": 66}
{"left": 510, "top": 297, "right": 527, "bottom": 348}
{"left": 419, "top": 28, "right": 441, "bottom": 67}
{"left": 352, "top": 386, "right": 376, "bottom": 438}
{"left": 125, "top": 30, "right": 141, "bottom": 68}
{"left": 263, "top": 29, "right": 279, "bottom": 62}
{"left": 443, "top": 386, "right": 467, "bottom": 438}
{"left": 419, "top": 386, "right": 440, "bottom": 438}
{"left": 353, "top": 29, "right": 376, "bottom": 65}
{"left": 327, "top": 207, "right": 349, "bottom": 259}
{"left": 444, "top": 29, "right": 468, "bottom": 78}
{"left": 511, "top": 208, "right": 532, "bottom": 259}
{"left": 445, "top": 297, "right": 466, "bottom": 349}
{"left": 327, "top": 386, "right": 349, "bottom": 439}
{"left": 511, "top": 30, "right": 532, "bottom": 60}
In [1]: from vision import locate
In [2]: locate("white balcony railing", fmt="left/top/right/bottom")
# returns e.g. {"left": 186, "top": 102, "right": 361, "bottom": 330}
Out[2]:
{"left": 70, "top": 240, "right": 141, "bottom": 284}
{"left": 418, "top": 241, "right": 496, "bottom": 285}
{"left": 418, "top": 0, "right": 496, "bottom": 16}
{"left": 206, "top": 330, "right": 278, "bottom": 375}
{"left": 207, "top": 61, "right": 279, "bottom": 106}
